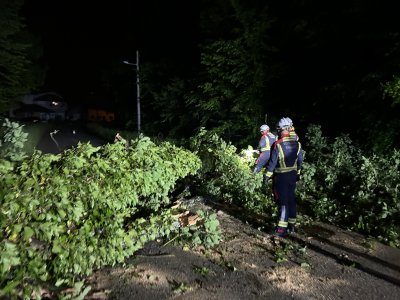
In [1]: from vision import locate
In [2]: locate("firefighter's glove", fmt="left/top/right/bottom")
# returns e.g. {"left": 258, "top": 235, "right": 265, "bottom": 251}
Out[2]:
{"left": 264, "top": 176, "right": 270, "bottom": 185}
{"left": 296, "top": 174, "right": 301, "bottom": 182}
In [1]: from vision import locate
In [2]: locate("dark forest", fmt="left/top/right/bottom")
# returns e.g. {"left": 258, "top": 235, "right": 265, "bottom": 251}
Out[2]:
{"left": 2, "top": 0, "right": 400, "bottom": 149}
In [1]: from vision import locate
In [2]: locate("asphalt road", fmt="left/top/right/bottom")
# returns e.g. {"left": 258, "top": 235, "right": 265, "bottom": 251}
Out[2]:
{"left": 35, "top": 122, "right": 109, "bottom": 154}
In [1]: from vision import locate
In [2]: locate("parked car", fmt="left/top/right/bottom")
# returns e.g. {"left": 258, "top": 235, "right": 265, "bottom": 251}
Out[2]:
{"left": 9, "top": 92, "right": 68, "bottom": 121}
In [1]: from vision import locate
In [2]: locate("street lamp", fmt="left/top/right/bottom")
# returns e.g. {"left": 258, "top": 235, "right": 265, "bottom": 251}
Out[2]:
{"left": 123, "top": 50, "right": 141, "bottom": 134}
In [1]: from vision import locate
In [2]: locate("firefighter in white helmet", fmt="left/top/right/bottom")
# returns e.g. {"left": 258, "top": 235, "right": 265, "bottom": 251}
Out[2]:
{"left": 253, "top": 124, "right": 276, "bottom": 174}
{"left": 264, "top": 117, "right": 303, "bottom": 237}
{"left": 284, "top": 117, "right": 299, "bottom": 141}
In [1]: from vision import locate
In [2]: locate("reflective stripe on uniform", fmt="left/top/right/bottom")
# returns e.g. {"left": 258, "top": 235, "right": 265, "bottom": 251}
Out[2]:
{"left": 260, "top": 136, "right": 270, "bottom": 152}
{"left": 274, "top": 142, "right": 301, "bottom": 173}
{"left": 277, "top": 144, "right": 285, "bottom": 167}
{"left": 278, "top": 221, "right": 288, "bottom": 228}
{"left": 275, "top": 166, "right": 297, "bottom": 173}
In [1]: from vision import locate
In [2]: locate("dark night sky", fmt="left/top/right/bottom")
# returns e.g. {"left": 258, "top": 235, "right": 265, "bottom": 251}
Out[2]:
{"left": 19, "top": 1, "right": 400, "bottom": 138}
{"left": 22, "top": 0, "right": 200, "bottom": 100}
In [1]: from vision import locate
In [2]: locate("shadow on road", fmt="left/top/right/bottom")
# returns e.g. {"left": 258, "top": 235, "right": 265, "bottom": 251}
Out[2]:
{"left": 290, "top": 224, "right": 400, "bottom": 287}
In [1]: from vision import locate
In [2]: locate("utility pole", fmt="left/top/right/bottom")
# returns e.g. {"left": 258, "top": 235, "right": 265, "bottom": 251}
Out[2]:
{"left": 135, "top": 50, "right": 141, "bottom": 134}
{"left": 123, "top": 50, "right": 141, "bottom": 134}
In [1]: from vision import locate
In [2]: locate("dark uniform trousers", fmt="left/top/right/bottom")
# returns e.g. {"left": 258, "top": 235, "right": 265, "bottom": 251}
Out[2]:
{"left": 273, "top": 171, "right": 297, "bottom": 226}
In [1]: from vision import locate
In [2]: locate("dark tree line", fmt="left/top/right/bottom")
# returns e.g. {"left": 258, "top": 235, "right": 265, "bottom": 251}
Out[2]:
{"left": 140, "top": 0, "right": 400, "bottom": 151}
{"left": 0, "top": 0, "right": 44, "bottom": 112}
{"left": 2, "top": 0, "right": 400, "bottom": 152}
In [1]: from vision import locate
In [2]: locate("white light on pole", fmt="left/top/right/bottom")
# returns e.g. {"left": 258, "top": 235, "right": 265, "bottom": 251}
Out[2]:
{"left": 123, "top": 50, "right": 141, "bottom": 134}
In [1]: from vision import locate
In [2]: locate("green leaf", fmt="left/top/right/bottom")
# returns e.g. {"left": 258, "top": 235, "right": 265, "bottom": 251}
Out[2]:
{"left": 55, "top": 278, "right": 66, "bottom": 287}
{"left": 23, "top": 227, "right": 34, "bottom": 241}
{"left": 52, "top": 242, "right": 62, "bottom": 254}
{"left": 58, "top": 209, "right": 66, "bottom": 218}
{"left": 301, "top": 262, "right": 311, "bottom": 268}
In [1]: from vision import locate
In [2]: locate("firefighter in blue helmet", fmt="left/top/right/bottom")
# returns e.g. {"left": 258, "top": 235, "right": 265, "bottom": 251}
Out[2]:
{"left": 253, "top": 124, "right": 276, "bottom": 174}
{"left": 264, "top": 117, "right": 303, "bottom": 237}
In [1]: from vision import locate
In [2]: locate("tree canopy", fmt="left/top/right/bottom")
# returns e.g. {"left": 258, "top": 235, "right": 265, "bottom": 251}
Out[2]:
{"left": 0, "top": 0, "right": 43, "bottom": 113}
{"left": 14, "top": 0, "right": 400, "bottom": 151}
{"left": 141, "top": 0, "right": 400, "bottom": 150}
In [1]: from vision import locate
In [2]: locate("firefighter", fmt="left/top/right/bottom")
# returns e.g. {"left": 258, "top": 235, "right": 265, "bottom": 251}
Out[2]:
{"left": 264, "top": 117, "right": 303, "bottom": 237}
{"left": 253, "top": 124, "right": 276, "bottom": 174}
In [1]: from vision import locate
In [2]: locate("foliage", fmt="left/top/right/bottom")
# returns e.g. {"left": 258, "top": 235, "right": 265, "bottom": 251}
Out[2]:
{"left": 193, "top": 265, "right": 209, "bottom": 276}
{"left": 186, "top": 38, "right": 255, "bottom": 145}
{"left": 0, "top": 136, "right": 202, "bottom": 298}
{"left": 146, "top": 77, "right": 188, "bottom": 134}
{"left": 116, "top": 0, "right": 400, "bottom": 149}
{"left": 171, "top": 280, "right": 192, "bottom": 295}
{"left": 189, "top": 128, "right": 275, "bottom": 214}
{"left": 186, "top": 29, "right": 274, "bottom": 146}
{"left": 86, "top": 121, "right": 179, "bottom": 148}
{"left": 298, "top": 125, "right": 400, "bottom": 247}
{"left": 0, "top": 0, "right": 43, "bottom": 112}
{"left": 173, "top": 210, "right": 222, "bottom": 249}
{"left": 86, "top": 121, "right": 137, "bottom": 142}
{"left": 374, "top": 75, "right": 400, "bottom": 151}
{"left": 160, "top": 0, "right": 274, "bottom": 146}
{"left": 0, "top": 118, "right": 28, "bottom": 162}
{"left": 382, "top": 75, "right": 400, "bottom": 105}
{"left": 140, "top": 62, "right": 197, "bottom": 138}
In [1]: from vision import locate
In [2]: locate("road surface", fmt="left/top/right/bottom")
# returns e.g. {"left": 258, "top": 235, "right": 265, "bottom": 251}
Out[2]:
{"left": 35, "top": 122, "right": 109, "bottom": 154}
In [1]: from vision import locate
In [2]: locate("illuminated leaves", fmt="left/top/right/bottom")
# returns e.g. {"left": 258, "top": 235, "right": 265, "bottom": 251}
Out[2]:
{"left": 0, "top": 135, "right": 202, "bottom": 297}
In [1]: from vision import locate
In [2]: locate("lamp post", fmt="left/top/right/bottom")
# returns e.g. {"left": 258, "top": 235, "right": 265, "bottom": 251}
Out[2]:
{"left": 123, "top": 50, "right": 141, "bottom": 134}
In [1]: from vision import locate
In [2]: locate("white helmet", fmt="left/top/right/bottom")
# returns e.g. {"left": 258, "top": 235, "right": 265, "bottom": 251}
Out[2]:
{"left": 260, "top": 124, "right": 269, "bottom": 133}
{"left": 277, "top": 117, "right": 291, "bottom": 130}
{"left": 285, "top": 117, "right": 293, "bottom": 127}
